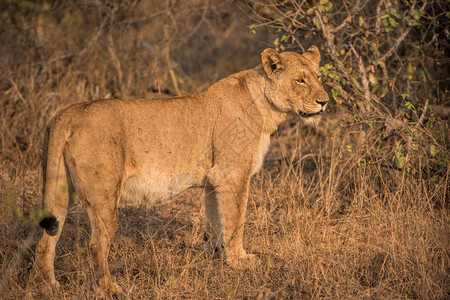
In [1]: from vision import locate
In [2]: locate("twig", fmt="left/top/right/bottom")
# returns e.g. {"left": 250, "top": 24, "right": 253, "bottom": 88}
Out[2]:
{"left": 117, "top": 10, "right": 166, "bottom": 25}
{"left": 375, "top": 0, "right": 383, "bottom": 35}
{"left": 416, "top": 99, "right": 429, "bottom": 127}
{"left": 291, "top": 35, "right": 305, "bottom": 52}
{"left": 0, "top": 227, "right": 37, "bottom": 295}
{"left": 164, "top": 26, "right": 181, "bottom": 96}
{"left": 329, "top": 15, "right": 352, "bottom": 33}
{"left": 349, "top": 43, "right": 371, "bottom": 106}
{"left": 314, "top": 11, "right": 337, "bottom": 61}
{"left": 42, "top": 9, "right": 115, "bottom": 70}
{"left": 378, "top": 60, "right": 388, "bottom": 90}
{"left": 186, "top": 0, "right": 209, "bottom": 40}
{"left": 314, "top": 10, "right": 367, "bottom": 113}
{"left": 213, "top": 20, "right": 239, "bottom": 48}
{"left": 376, "top": 0, "right": 426, "bottom": 64}
{"left": 406, "top": 99, "right": 429, "bottom": 152}
{"left": 8, "top": 79, "right": 27, "bottom": 108}
{"left": 376, "top": 27, "right": 412, "bottom": 64}
{"left": 107, "top": 34, "right": 123, "bottom": 94}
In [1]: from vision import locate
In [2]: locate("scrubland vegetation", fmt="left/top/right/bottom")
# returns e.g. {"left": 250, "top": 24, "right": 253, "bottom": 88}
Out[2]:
{"left": 0, "top": 0, "right": 448, "bottom": 298}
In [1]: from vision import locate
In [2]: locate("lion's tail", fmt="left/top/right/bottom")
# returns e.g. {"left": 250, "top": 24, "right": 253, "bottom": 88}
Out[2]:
{"left": 39, "top": 115, "right": 72, "bottom": 236}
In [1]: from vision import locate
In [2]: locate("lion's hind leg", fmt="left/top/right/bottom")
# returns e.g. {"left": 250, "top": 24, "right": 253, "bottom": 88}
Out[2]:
{"left": 204, "top": 181, "right": 224, "bottom": 258}
{"left": 84, "top": 187, "right": 121, "bottom": 294}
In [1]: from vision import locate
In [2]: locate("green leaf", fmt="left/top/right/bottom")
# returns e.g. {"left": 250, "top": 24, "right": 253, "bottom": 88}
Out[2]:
{"left": 406, "top": 16, "right": 419, "bottom": 26}
{"left": 273, "top": 38, "right": 280, "bottom": 50}
{"left": 412, "top": 9, "right": 425, "bottom": 20}
{"left": 430, "top": 145, "right": 437, "bottom": 156}
{"left": 389, "top": 17, "right": 398, "bottom": 27}
{"left": 350, "top": 77, "right": 360, "bottom": 89}
{"left": 331, "top": 88, "right": 340, "bottom": 100}
{"left": 405, "top": 101, "right": 416, "bottom": 111}
{"left": 389, "top": 8, "right": 400, "bottom": 18}
{"left": 359, "top": 16, "right": 364, "bottom": 27}
{"left": 280, "top": 35, "right": 289, "bottom": 43}
{"left": 312, "top": 16, "right": 321, "bottom": 29}
{"left": 317, "top": 4, "right": 325, "bottom": 13}
{"left": 417, "top": 69, "right": 426, "bottom": 81}
{"left": 395, "top": 149, "right": 406, "bottom": 169}
{"left": 321, "top": 64, "right": 332, "bottom": 76}
{"left": 330, "top": 71, "right": 339, "bottom": 80}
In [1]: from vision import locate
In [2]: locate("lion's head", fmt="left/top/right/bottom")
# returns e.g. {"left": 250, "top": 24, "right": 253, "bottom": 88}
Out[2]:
{"left": 261, "top": 46, "right": 329, "bottom": 125}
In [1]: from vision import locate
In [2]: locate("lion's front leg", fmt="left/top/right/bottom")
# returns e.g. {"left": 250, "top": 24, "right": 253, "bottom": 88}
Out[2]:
{"left": 205, "top": 168, "right": 257, "bottom": 268}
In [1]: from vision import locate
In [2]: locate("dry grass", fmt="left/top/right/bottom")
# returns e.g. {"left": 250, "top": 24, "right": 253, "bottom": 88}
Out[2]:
{"left": 0, "top": 1, "right": 448, "bottom": 299}
{"left": 1, "top": 116, "right": 448, "bottom": 299}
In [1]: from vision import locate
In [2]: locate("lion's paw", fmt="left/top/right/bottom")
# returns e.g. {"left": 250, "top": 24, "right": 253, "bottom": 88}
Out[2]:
{"left": 96, "top": 278, "right": 122, "bottom": 296}
{"left": 52, "top": 280, "right": 61, "bottom": 290}
{"left": 227, "top": 253, "right": 259, "bottom": 269}
{"left": 204, "top": 240, "right": 224, "bottom": 258}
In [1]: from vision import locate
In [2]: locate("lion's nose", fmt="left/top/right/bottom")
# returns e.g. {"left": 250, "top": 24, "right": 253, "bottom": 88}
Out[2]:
{"left": 316, "top": 100, "right": 328, "bottom": 107}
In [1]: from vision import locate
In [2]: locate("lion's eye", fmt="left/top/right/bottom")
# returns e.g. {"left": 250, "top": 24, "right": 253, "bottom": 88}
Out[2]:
{"left": 296, "top": 79, "right": 306, "bottom": 85}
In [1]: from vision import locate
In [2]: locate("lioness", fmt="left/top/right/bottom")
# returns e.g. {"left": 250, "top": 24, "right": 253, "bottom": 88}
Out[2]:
{"left": 35, "top": 46, "right": 328, "bottom": 292}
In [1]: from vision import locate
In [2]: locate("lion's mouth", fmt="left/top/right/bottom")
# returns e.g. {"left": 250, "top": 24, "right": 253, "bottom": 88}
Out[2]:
{"left": 298, "top": 110, "right": 322, "bottom": 118}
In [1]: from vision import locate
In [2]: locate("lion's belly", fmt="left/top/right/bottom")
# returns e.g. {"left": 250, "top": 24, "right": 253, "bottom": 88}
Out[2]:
{"left": 120, "top": 172, "right": 204, "bottom": 205}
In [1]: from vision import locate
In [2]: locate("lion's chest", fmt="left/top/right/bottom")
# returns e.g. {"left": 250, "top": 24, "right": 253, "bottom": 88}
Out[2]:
{"left": 120, "top": 172, "right": 203, "bottom": 205}
{"left": 252, "top": 135, "right": 271, "bottom": 175}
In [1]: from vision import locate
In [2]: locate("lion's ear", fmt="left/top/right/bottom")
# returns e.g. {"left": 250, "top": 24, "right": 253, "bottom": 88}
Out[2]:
{"left": 302, "top": 45, "right": 321, "bottom": 66}
{"left": 261, "top": 48, "right": 284, "bottom": 80}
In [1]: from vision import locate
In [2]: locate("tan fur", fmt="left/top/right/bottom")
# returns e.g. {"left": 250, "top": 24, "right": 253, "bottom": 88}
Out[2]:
{"left": 35, "top": 46, "right": 329, "bottom": 293}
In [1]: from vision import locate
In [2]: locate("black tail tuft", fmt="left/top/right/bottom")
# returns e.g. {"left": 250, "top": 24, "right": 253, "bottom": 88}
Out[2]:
{"left": 39, "top": 215, "right": 59, "bottom": 236}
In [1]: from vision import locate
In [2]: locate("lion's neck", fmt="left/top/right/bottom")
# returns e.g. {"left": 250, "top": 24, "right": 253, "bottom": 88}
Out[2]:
{"left": 245, "top": 66, "right": 289, "bottom": 133}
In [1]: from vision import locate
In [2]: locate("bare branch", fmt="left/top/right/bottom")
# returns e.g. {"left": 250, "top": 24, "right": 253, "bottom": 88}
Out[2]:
{"left": 186, "top": 0, "right": 209, "bottom": 40}
{"left": 349, "top": 43, "right": 371, "bottom": 105}
{"left": 376, "top": 27, "right": 412, "bottom": 64}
